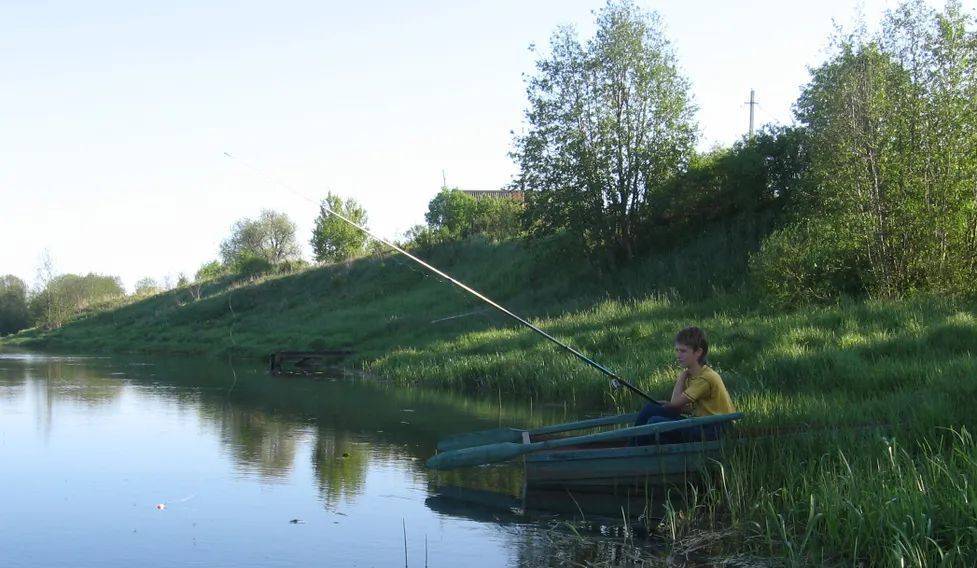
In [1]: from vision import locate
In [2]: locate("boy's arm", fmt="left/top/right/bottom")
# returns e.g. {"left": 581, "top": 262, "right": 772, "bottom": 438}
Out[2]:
{"left": 660, "top": 370, "right": 691, "bottom": 411}
{"left": 662, "top": 392, "right": 691, "bottom": 411}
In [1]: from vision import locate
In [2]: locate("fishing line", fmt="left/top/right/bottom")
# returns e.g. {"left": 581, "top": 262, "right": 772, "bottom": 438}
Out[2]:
{"left": 223, "top": 152, "right": 656, "bottom": 404}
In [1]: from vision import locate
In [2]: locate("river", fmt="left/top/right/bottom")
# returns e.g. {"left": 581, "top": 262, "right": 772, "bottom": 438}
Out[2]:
{"left": 0, "top": 351, "right": 663, "bottom": 567}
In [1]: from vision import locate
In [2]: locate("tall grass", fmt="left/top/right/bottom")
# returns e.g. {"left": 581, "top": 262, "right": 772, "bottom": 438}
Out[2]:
{"left": 699, "top": 428, "right": 977, "bottom": 566}
{"left": 5, "top": 226, "right": 977, "bottom": 564}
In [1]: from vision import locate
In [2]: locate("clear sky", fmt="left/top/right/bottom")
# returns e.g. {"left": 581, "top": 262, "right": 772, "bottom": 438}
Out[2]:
{"left": 0, "top": 0, "right": 959, "bottom": 291}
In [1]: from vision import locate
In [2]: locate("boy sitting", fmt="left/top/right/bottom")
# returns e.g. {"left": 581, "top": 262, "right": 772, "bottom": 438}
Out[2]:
{"left": 634, "top": 326, "right": 736, "bottom": 444}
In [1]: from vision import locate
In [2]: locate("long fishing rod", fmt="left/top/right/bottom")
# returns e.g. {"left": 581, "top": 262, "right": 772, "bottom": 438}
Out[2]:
{"left": 223, "top": 152, "right": 656, "bottom": 404}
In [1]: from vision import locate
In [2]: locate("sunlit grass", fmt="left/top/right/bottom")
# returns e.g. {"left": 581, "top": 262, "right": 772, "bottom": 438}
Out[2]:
{"left": 5, "top": 232, "right": 977, "bottom": 564}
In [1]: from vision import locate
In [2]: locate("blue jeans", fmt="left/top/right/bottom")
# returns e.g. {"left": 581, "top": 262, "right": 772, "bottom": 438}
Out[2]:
{"left": 633, "top": 403, "right": 723, "bottom": 445}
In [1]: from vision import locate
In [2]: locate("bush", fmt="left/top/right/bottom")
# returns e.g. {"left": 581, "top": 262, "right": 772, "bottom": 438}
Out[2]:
{"left": 401, "top": 224, "right": 442, "bottom": 250}
{"left": 276, "top": 259, "right": 309, "bottom": 274}
{"left": 750, "top": 217, "right": 866, "bottom": 307}
{"left": 195, "top": 260, "right": 224, "bottom": 282}
{"left": 230, "top": 254, "right": 273, "bottom": 279}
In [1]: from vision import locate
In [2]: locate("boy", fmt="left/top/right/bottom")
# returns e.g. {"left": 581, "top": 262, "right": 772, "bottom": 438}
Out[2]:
{"left": 634, "top": 326, "right": 735, "bottom": 443}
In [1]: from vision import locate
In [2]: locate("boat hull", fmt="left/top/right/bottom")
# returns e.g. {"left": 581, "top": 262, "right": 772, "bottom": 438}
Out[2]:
{"left": 524, "top": 440, "right": 723, "bottom": 489}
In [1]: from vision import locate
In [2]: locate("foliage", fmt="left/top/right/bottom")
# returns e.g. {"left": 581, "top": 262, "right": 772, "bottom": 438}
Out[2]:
{"left": 134, "top": 278, "right": 161, "bottom": 296}
{"left": 757, "top": 0, "right": 977, "bottom": 302}
{"left": 310, "top": 193, "right": 369, "bottom": 263}
{"left": 29, "top": 273, "right": 125, "bottom": 329}
{"left": 470, "top": 194, "right": 524, "bottom": 241}
{"left": 230, "top": 253, "right": 273, "bottom": 279}
{"left": 647, "top": 126, "right": 811, "bottom": 232}
{"left": 423, "top": 187, "right": 524, "bottom": 243}
{"left": 0, "top": 275, "right": 31, "bottom": 336}
{"left": 219, "top": 209, "right": 302, "bottom": 268}
{"left": 401, "top": 224, "right": 440, "bottom": 250}
{"left": 425, "top": 188, "right": 477, "bottom": 240}
{"left": 195, "top": 260, "right": 224, "bottom": 282}
{"left": 750, "top": 217, "right": 866, "bottom": 307}
{"left": 511, "top": 0, "right": 697, "bottom": 264}
{"left": 8, "top": 246, "right": 977, "bottom": 565}
{"left": 275, "top": 258, "right": 310, "bottom": 274}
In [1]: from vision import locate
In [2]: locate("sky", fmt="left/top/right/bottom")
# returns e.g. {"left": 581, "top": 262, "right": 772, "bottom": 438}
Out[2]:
{"left": 0, "top": 0, "right": 962, "bottom": 291}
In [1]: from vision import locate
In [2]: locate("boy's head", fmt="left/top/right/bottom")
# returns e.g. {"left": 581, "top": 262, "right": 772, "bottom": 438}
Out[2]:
{"left": 675, "top": 326, "right": 708, "bottom": 364}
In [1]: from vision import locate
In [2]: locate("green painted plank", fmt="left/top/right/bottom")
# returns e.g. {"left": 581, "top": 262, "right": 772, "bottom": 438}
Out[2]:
{"left": 427, "top": 412, "right": 743, "bottom": 470}
{"left": 436, "top": 412, "right": 639, "bottom": 452}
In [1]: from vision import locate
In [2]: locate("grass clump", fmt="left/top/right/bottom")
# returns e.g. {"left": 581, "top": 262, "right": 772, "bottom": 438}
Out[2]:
{"left": 4, "top": 232, "right": 977, "bottom": 564}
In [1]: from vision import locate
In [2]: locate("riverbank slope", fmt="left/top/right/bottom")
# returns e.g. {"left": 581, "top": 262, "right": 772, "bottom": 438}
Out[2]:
{"left": 5, "top": 232, "right": 977, "bottom": 564}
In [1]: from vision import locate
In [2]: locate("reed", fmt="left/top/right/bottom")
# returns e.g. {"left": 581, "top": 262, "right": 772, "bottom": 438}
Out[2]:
{"left": 5, "top": 233, "right": 976, "bottom": 564}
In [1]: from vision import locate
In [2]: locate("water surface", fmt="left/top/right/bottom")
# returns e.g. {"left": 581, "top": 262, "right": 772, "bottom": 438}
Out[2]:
{"left": 0, "top": 351, "right": 659, "bottom": 567}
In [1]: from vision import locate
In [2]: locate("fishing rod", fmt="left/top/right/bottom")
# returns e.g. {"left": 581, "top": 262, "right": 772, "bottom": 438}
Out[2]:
{"left": 223, "top": 152, "right": 657, "bottom": 404}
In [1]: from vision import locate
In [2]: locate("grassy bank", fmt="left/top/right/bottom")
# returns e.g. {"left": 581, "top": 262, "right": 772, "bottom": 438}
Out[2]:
{"left": 4, "top": 230, "right": 976, "bottom": 565}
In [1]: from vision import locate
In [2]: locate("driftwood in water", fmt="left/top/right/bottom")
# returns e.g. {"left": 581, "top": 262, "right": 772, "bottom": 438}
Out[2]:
{"left": 269, "top": 350, "right": 354, "bottom": 375}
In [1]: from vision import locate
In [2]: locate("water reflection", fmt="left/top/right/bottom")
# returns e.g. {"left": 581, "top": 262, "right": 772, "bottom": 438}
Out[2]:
{"left": 312, "top": 429, "right": 370, "bottom": 508}
{"left": 0, "top": 350, "right": 668, "bottom": 567}
{"left": 212, "top": 406, "right": 303, "bottom": 479}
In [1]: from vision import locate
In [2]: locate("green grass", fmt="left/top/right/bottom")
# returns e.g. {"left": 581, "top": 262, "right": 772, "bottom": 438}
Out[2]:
{"left": 4, "top": 227, "right": 977, "bottom": 565}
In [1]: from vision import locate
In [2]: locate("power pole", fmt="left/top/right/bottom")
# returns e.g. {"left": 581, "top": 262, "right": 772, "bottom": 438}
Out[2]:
{"left": 746, "top": 89, "right": 757, "bottom": 139}
{"left": 442, "top": 169, "right": 447, "bottom": 189}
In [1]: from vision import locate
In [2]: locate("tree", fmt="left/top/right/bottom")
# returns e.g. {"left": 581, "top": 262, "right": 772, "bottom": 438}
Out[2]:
{"left": 32, "top": 249, "right": 64, "bottom": 329}
{"left": 511, "top": 0, "right": 697, "bottom": 264}
{"left": 134, "top": 278, "right": 161, "bottom": 296}
{"left": 28, "top": 272, "right": 124, "bottom": 328}
{"left": 422, "top": 187, "right": 524, "bottom": 243}
{"left": 220, "top": 210, "right": 302, "bottom": 267}
{"left": 752, "top": 0, "right": 977, "bottom": 304}
{"left": 195, "top": 260, "right": 224, "bottom": 281}
{"left": 471, "top": 195, "right": 524, "bottom": 242}
{"left": 648, "top": 125, "right": 811, "bottom": 227}
{"left": 805, "top": 1, "right": 973, "bottom": 297}
{"left": 0, "top": 275, "right": 30, "bottom": 336}
{"left": 310, "top": 193, "right": 369, "bottom": 263}
{"left": 425, "top": 188, "right": 478, "bottom": 239}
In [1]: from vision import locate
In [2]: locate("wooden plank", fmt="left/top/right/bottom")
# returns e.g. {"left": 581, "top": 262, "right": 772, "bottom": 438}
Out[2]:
{"left": 525, "top": 441, "right": 724, "bottom": 487}
{"left": 427, "top": 413, "right": 742, "bottom": 470}
{"left": 436, "top": 412, "right": 639, "bottom": 452}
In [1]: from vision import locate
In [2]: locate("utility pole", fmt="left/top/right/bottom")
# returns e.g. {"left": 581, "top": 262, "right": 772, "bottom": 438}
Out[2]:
{"left": 746, "top": 89, "right": 757, "bottom": 139}
{"left": 442, "top": 169, "right": 447, "bottom": 189}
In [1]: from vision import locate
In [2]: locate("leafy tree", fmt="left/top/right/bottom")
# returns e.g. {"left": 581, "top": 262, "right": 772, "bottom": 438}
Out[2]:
{"left": 471, "top": 195, "right": 524, "bottom": 242}
{"left": 756, "top": 0, "right": 977, "bottom": 303}
{"left": 401, "top": 224, "right": 439, "bottom": 250}
{"left": 195, "top": 260, "right": 224, "bottom": 282}
{"left": 425, "top": 188, "right": 478, "bottom": 239}
{"left": 648, "top": 125, "right": 811, "bottom": 229}
{"left": 422, "top": 187, "right": 524, "bottom": 243}
{"left": 220, "top": 210, "right": 302, "bottom": 267}
{"left": 31, "top": 250, "right": 63, "bottom": 329}
{"left": 229, "top": 253, "right": 273, "bottom": 279}
{"left": 511, "top": 0, "right": 697, "bottom": 264}
{"left": 28, "top": 272, "right": 125, "bottom": 328}
{"left": 310, "top": 193, "right": 369, "bottom": 262}
{"left": 134, "top": 278, "right": 161, "bottom": 296}
{"left": 0, "top": 275, "right": 30, "bottom": 336}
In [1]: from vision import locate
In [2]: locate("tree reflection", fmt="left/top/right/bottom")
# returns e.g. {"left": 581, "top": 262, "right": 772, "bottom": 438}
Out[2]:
{"left": 211, "top": 405, "right": 303, "bottom": 480}
{"left": 0, "top": 355, "right": 125, "bottom": 438}
{"left": 311, "top": 428, "right": 369, "bottom": 509}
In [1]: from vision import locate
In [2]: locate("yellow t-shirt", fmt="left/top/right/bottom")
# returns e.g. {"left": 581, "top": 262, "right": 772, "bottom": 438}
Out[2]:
{"left": 683, "top": 365, "right": 736, "bottom": 417}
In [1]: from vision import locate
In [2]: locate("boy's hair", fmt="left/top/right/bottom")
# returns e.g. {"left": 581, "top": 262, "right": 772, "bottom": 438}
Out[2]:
{"left": 675, "top": 326, "right": 709, "bottom": 364}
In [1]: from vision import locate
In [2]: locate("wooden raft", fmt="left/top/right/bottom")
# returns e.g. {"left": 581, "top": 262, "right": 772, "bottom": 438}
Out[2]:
{"left": 268, "top": 350, "right": 354, "bottom": 375}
